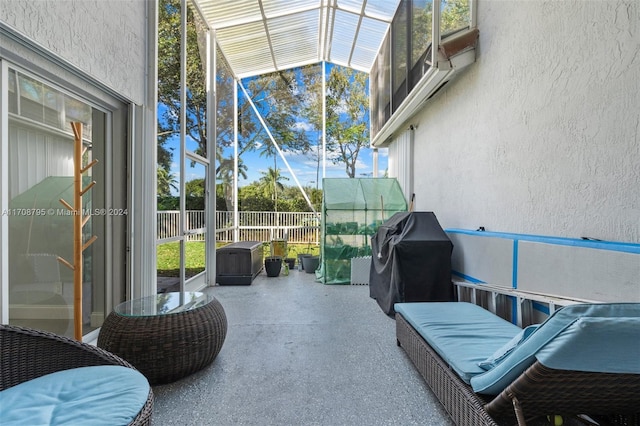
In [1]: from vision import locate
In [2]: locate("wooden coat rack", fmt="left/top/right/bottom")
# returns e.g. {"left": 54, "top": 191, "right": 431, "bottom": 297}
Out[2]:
{"left": 57, "top": 122, "right": 98, "bottom": 341}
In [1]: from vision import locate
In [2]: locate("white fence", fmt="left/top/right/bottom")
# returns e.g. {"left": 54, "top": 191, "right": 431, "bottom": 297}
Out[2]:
{"left": 157, "top": 210, "right": 320, "bottom": 244}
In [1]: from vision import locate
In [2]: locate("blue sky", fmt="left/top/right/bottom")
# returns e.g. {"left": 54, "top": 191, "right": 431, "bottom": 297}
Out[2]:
{"left": 221, "top": 137, "right": 388, "bottom": 189}
{"left": 172, "top": 130, "right": 389, "bottom": 192}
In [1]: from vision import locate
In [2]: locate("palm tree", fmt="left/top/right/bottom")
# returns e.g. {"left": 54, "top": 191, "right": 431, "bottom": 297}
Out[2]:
{"left": 258, "top": 167, "right": 289, "bottom": 214}
{"left": 157, "top": 167, "right": 178, "bottom": 197}
{"left": 216, "top": 153, "right": 248, "bottom": 211}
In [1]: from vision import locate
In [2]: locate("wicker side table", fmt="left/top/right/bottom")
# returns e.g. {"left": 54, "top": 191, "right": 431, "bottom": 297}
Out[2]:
{"left": 98, "top": 292, "right": 227, "bottom": 385}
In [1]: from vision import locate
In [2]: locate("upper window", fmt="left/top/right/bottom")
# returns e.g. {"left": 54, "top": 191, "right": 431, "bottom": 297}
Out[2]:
{"left": 370, "top": 0, "right": 473, "bottom": 140}
{"left": 8, "top": 69, "right": 92, "bottom": 141}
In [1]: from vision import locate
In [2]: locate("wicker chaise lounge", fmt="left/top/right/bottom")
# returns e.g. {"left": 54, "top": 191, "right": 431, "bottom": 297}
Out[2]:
{"left": 0, "top": 324, "right": 154, "bottom": 425}
{"left": 395, "top": 302, "right": 640, "bottom": 426}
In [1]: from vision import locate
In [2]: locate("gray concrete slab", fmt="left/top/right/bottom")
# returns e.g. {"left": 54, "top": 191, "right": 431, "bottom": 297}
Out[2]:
{"left": 151, "top": 269, "right": 453, "bottom": 426}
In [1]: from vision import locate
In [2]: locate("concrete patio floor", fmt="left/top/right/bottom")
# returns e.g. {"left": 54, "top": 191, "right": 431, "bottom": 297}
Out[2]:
{"left": 151, "top": 267, "right": 454, "bottom": 426}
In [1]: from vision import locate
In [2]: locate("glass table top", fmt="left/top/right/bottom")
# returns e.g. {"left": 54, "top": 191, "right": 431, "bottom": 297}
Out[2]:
{"left": 114, "top": 292, "right": 214, "bottom": 317}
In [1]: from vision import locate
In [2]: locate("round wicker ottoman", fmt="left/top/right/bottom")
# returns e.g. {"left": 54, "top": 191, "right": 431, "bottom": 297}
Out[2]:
{"left": 98, "top": 292, "right": 227, "bottom": 385}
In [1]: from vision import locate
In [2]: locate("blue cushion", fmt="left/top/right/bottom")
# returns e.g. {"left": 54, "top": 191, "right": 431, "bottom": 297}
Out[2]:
{"left": 536, "top": 316, "right": 640, "bottom": 373}
{"left": 395, "top": 302, "right": 522, "bottom": 383}
{"left": 470, "top": 303, "right": 640, "bottom": 395}
{"left": 0, "top": 365, "right": 150, "bottom": 426}
{"left": 478, "top": 324, "right": 539, "bottom": 371}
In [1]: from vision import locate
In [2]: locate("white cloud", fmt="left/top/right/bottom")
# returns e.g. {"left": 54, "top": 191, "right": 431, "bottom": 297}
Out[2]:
{"left": 293, "top": 121, "right": 314, "bottom": 132}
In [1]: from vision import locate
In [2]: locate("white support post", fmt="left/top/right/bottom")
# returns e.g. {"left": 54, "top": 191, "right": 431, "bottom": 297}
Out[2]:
{"left": 233, "top": 81, "right": 239, "bottom": 242}
{"left": 322, "top": 61, "right": 327, "bottom": 181}
{"left": 432, "top": 0, "right": 441, "bottom": 66}
{"left": 207, "top": 29, "right": 216, "bottom": 286}
{"left": 179, "top": 0, "right": 187, "bottom": 293}
{"left": 0, "top": 61, "right": 8, "bottom": 323}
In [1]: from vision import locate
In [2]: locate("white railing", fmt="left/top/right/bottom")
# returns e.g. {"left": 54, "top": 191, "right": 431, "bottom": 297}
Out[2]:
{"left": 157, "top": 210, "right": 320, "bottom": 244}
{"left": 157, "top": 210, "right": 206, "bottom": 241}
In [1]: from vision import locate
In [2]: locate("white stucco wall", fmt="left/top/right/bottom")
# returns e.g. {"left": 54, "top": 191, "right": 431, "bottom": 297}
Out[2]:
{"left": 1, "top": 0, "right": 148, "bottom": 104}
{"left": 404, "top": 0, "right": 639, "bottom": 243}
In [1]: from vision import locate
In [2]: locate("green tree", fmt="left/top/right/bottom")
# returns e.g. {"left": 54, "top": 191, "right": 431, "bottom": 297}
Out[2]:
{"left": 258, "top": 167, "right": 289, "bottom": 213}
{"left": 325, "top": 66, "right": 370, "bottom": 178}
{"left": 216, "top": 153, "right": 248, "bottom": 211}
{"left": 185, "top": 178, "right": 204, "bottom": 197}
{"left": 441, "top": 0, "right": 470, "bottom": 34}
{"left": 241, "top": 66, "right": 317, "bottom": 169}
{"left": 157, "top": 195, "right": 179, "bottom": 211}
{"left": 184, "top": 178, "right": 205, "bottom": 210}
{"left": 156, "top": 0, "right": 180, "bottom": 196}
{"left": 158, "top": 3, "right": 315, "bottom": 210}
{"left": 238, "top": 184, "right": 273, "bottom": 211}
{"left": 304, "top": 65, "right": 371, "bottom": 179}
{"left": 157, "top": 166, "right": 177, "bottom": 198}
{"left": 158, "top": 2, "right": 372, "bottom": 210}
{"left": 158, "top": 0, "right": 210, "bottom": 208}
{"left": 158, "top": 0, "right": 207, "bottom": 157}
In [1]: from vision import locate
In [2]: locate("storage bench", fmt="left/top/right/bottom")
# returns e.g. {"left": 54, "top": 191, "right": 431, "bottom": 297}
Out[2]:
{"left": 216, "top": 241, "right": 263, "bottom": 285}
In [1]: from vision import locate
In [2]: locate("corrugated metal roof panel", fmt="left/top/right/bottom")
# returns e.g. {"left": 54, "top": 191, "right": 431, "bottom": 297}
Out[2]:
{"left": 196, "top": 0, "right": 400, "bottom": 78}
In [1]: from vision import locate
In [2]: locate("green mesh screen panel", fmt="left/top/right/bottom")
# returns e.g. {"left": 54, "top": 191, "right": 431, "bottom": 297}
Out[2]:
{"left": 319, "top": 178, "right": 407, "bottom": 284}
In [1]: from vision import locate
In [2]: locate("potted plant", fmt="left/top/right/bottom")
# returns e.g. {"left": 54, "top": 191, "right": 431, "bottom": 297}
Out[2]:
{"left": 264, "top": 256, "right": 282, "bottom": 277}
{"left": 297, "top": 253, "right": 312, "bottom": 271}
{"left": 297, "top": 241, "right": 314, "bottom": 271}
{"left": 302, "top": 255, "right": 319, "bottom": 274}
{"left": 284, "top": 257, "right": 296, "bottom": 270}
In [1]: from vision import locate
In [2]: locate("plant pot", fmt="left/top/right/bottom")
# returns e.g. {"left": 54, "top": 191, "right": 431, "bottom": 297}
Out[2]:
{"left": 284, "top": 258, "right": 296, "bottom": 270}
{"left": 297, "top": 254, "right": 312, "bottom": 271}
{"left": 264, "top": 256, "right": 282, "bottom": 277}
{"left": 302, "top": 256, "right": 319, "bottom": 274}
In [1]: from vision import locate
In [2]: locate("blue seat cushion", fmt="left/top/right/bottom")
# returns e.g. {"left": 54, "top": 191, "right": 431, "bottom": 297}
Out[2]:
{"left": 0, "top": 365, "right": 150, "bottom": 426}
{"left": 535, "top": 316, "right": 640, "bottom": 373}
{"left": 470, "top": 303, "right": 640, "bottom": 395}
{"left": 395, "top": 302, "right": 522, "bottom": 383}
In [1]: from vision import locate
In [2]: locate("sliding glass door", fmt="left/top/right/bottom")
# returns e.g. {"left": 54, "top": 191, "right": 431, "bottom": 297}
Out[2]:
{"left": 2, "top": 65, "right": 127, "bottom": 339}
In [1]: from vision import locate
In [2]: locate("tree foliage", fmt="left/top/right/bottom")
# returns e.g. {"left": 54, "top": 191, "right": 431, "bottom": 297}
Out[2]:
{"left": 441, "top": 0, "right": 470, "bottom": 34}
{"left": 157, "top": 0, "right": 373, "bottom": 211}
{"left": 325, "top": 66, "right": 370, "bottom": 178}
{"left": 158, "top": 0, "right": 207, "bottom": 157}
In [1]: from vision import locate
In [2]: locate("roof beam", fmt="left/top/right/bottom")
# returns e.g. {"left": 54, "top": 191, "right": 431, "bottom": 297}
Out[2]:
{"left": 258, "top": 0, "right": 279, "bottom": 74}
{"left": 324, "top": 0, "right": 337, "bottom": 63}
{"left": 347, "top": 0, "right": 368, "bottom": 68}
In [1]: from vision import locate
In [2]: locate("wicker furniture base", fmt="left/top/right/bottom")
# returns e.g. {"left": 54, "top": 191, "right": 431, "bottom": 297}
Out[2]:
{"left": 396, "top": 313, "right": 500, "bottom": 426}
{"left": 396, "top": 313, "right": 640, "bottom": 426}
{"left": 98, "top": 295, "right": 227, "bottom": 385}
{"left": 0, "top": 324, "right": 153, "bottom": 426}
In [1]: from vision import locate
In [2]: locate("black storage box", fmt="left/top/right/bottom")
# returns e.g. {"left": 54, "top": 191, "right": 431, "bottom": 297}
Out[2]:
{"left": 369, "top": 212, "right": 454, "bottom": 315}
{"left": 216, "top": 241, "right": 263, "bottom": 285}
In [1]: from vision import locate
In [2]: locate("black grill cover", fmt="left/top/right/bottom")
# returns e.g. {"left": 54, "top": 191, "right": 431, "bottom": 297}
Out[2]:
{"left": 369, "top": 212, "right": 454, "bottom": 315}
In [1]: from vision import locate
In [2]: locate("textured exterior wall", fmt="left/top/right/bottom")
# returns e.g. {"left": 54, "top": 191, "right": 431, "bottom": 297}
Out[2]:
{"left": 1, "top": 0, "right": 148, "bottom": 104}
{"left": 406, "top": 0, "right": 639, "bottom": 242}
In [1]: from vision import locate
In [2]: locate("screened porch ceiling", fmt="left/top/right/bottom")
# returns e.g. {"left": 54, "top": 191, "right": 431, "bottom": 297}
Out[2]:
{"left": 194, "top": 0, "right": 401, "bottom": 78}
